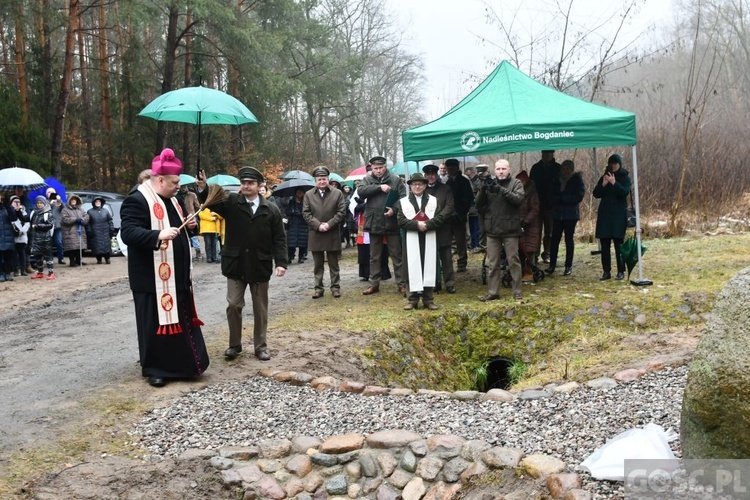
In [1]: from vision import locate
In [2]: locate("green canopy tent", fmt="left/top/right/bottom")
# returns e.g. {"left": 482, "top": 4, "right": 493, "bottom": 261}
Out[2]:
{"left": 403, "top": 60, "right": 650, "bottom": 285}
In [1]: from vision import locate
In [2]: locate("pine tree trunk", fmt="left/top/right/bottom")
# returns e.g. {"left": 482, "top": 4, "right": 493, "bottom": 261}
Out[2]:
{"left": 14, "top": 3, "right": 29, "bottom": 126}
{"left": 77, "top": 12, "right": 95, "bottom": 186}
{"left": 51, "top": 0, "right": 79, "bottom": 178}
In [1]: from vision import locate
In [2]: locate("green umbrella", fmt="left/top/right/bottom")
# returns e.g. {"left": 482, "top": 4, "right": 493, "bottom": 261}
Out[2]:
{"left": 207, "top": 174, "right": 240, "bottom": 186}
{"left": 179, "top": 173, "right": 197, "bottom": 185}
{"left": 328, "top": 172, "right": 346, "bottom": 184}
{"left": 138, "top": 86, "right": 259, "bottom": 175}
{"left": 389, "top": 161, "right": 426, "bottom": 177}
{"left": 620, "top": 236, "right": 647, "bottom": 277}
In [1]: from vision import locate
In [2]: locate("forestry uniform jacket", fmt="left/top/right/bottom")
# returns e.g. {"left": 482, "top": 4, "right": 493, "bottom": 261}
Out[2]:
{"left": 357, "top": 170, "right": 406, "bottom": 234}
{"left": 203, "top": 192, "right": 288, "bottom": 283}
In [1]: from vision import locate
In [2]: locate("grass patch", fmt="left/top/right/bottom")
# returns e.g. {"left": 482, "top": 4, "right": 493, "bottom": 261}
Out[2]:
{"left": 355, "top": 232, "right": 750, "bottom": 390}
{"left": 0, "top": 388, "right": 150, "bottom": 495}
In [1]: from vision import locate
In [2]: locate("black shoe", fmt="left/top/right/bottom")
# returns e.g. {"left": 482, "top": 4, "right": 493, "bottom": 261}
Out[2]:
{"left": 563, "top": 267, "right": 572, "bottom": 276}
{"left": 456, "top": 267, "right": 467, "bottom": 273}
{"left": 545, "top": 266, "right": 555, "bottom": 275}
{"left": 600, "top": 272, "right": 611, "bottom": 281}
{"left": 148, "top": 377, "right": 166, "bottom": 387}
{"left": 446, "top": 286, "right": 456, "bottom": 294}
{"left": 255, "top": 350, "right": 271, "bottom": 361}
{"left": 58, "top": 259, "right": 66, "bottom": 265}
{"left": 615, "top": 272, "right": 625, "bottom": 280}
{"left": 224, "top": 346, "right": 242, "bottom": 360}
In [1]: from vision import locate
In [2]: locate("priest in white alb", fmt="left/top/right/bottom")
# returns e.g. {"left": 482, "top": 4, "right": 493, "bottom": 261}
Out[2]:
{"left": 396, "top": 173, "right": 449, "bottom": 310}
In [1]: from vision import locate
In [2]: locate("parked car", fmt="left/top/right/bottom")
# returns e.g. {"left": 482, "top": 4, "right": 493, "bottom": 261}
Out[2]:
{"left": 71, "top": 190, "right": 126, "bottom": 203}
{"left": 73, "top": 191, "right": 126, "bottom": 256}
{"left": 71, "top": 191, "right": 124, "bottom": 229}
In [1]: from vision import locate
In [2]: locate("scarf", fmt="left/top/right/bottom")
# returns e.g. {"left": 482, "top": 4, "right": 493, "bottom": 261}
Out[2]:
{"left": 138, "top": 182, "right": 184, "bottom": 335}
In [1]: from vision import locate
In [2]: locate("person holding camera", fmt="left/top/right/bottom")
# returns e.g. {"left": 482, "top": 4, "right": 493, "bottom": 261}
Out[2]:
{"left": 593, "top": 153, "right": 632, "bottom": 280}
{"left": 475, "top": 159, "right": 525, "bottom": 301}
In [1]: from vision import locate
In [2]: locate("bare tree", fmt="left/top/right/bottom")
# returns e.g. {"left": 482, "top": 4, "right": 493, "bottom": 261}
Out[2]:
{"left": 669, "top": 0, "right": 725, "bottom": 234}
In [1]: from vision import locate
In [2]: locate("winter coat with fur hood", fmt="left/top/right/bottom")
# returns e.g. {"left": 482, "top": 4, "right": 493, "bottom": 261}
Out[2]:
{"left": 61, "top": 194, "right": 89, "bottom": 251}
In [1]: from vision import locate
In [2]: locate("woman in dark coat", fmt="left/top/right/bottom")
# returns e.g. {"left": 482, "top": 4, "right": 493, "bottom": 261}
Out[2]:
{"left": 592, "top": 154, "right": 632, "bottom": 280}
{"left": 284, "top": 189, "right": 308, "bottom": 263}
{"left": 546, "top": 159, "right": 585, "bottom": 276}
{"left": 87, "top": 196, "right": 114, "bottom": 264}
{"left": 0, "top": 196, "right": 17, "bottom": 282}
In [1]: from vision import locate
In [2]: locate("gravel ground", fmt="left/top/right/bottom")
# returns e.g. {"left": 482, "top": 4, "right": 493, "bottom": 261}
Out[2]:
{"left": 132, "top": 364, "right": 687, "bottom": 499}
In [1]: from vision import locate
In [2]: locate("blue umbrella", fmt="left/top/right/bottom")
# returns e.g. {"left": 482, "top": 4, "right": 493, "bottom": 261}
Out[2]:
{"left": 28, "top": 176, "right": 67, "bottom": 203}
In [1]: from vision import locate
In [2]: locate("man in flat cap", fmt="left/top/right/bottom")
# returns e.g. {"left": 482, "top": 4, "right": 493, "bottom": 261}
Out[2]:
{"left": 422, "top": 164, "right": 456, "bottom": 293}
{"left": 397, "top": 173, "right": 445, "bottom": 310}
{"left": 530, "top": 150, "right": 561, "bottom": 264}
{"left": 121, "top": 148, "right": 209, "bottom": 388}
{"left": 358, "top": 155, "right": 406, "bottom": 295}
{"left": 303, "top": 166, "right": 346, "bottom": 298}
{"left": 196, "top": 166, "right": 288, "bottom": 361}
{"left": 444, "top": 158, "right": 474, "bottom": 273}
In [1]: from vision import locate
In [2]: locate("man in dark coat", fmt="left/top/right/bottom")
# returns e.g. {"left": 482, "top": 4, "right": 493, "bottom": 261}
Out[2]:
{"left": 197, "top": 166, "right": 288, "bottom": 361}
{"left": 476, "top": 159, "right": 525, "bottom": 301}
{"left": 444, "top": 158, "right": 474, "bottom": 272}
{"left": 303, "top": 166, "right": 346, "bottom": 298}
{"left": 357, "top": 156, "right": 406, "bottom": 295}
{"left": 423, "top": 164, "right": 456, "bottom": 293}
{"left": 593, "top": 153, "right": 632, "bottom": 281}
{"left": 529, "top": 150, "right": 561, "bottom": 263}
{"left": 120, "top": 148, "right": 209, "bottom": 388}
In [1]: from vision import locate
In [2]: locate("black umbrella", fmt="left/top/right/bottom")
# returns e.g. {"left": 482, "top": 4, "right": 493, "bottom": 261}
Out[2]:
{"left": 273, "top": 179, "right": 315, "bottom": 198}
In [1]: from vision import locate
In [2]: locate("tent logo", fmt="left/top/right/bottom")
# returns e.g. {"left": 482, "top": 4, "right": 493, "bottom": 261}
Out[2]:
{"left": 460, "top": 131, "right": 481, "bottom": 152}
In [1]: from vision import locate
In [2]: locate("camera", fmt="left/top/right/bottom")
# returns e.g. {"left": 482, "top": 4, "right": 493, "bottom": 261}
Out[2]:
{"left": 483, "top": 177, "right": 497, "bottom": 187}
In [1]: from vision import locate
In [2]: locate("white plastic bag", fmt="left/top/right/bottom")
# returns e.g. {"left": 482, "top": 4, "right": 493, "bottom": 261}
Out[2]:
{"left": 580, "top": 423, "right": 678, "bottom": 481}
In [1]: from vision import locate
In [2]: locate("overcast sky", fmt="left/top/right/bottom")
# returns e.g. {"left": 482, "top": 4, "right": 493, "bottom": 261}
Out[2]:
{"left": 388, "top": 0, "right": 675, "bottom": 121}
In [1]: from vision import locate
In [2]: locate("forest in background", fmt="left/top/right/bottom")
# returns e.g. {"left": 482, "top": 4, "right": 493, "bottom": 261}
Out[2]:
{"left": 1, "top": 0, "right": 749, "bottom": 233}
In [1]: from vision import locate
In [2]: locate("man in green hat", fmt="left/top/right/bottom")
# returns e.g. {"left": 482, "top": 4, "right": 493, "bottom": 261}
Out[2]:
{"left": 303, "top": 166, "right": 346, "bottom": 298}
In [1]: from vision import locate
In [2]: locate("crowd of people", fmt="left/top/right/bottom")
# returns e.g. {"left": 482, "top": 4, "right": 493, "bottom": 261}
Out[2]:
{"left": 0, "top": 187, "right": 116, "bottom": 282}
{"left": 7, "top": 148, "right": 629, "bottom": 389}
